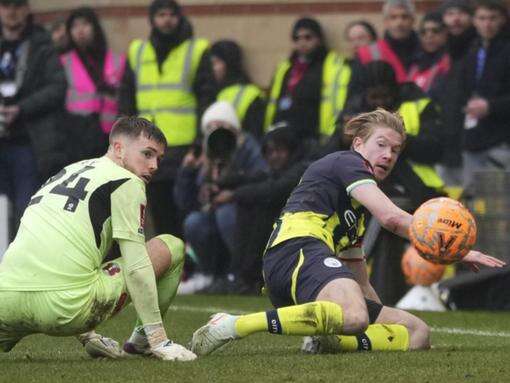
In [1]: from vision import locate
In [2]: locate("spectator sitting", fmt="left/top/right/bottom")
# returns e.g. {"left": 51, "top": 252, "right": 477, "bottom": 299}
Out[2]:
{"left": 61, "top": 7, "right": 126, "bottom": 151}
{"left": 209, "top": 123, "right": 310, "bottom": 294}
{"left": 211, "top": 40, "right": 266, "bottom": 141}
{"left": 174, "top": 101, "right": 268, "bottom": 294}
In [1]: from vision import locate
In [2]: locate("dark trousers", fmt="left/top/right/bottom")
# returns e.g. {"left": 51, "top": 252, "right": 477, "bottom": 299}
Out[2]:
{"left": 146, "top": 178, "right": 183, "bottom": 238}
{"left": 0, "top": 142, "right": 39, "bottom": 239}
{"left": 231, "top": 203, "right": 277, "bottom": 285}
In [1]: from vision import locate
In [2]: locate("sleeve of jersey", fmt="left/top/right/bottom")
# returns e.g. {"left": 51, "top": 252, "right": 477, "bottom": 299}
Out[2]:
{"left": 337, "top": 153, "right": 376, "bottom": 195}
{"left": 119, "top": 239, "right": 162, "bottom": 326}
{"left": 111, "top": 178, "right": 146, "bottom": 243}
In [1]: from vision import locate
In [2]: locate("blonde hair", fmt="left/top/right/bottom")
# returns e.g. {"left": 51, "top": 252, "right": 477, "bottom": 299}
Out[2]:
{"left": 343, "top": 108, "right": 406, "bottom": 147}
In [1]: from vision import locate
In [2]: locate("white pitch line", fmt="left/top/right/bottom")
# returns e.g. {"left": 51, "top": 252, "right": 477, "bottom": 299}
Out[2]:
{"left": 430, "top": 326, "right": 510, "bottom": 338}
{"left": 170, "top": 304, "right": 510, "bottom": 338}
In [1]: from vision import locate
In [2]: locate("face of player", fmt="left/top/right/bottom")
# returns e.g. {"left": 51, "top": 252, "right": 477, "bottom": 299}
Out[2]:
{"left": 346, "top": 24, "right": 374, "bottom": 55}
{"left": 473, "top": 7, "right": 506, "bottom": 42}
{"left": 153, "top": 8, "right": 180, "bottom": 35}
{"left": 211, "top": 55, "right": 227, "bottom": 83}
{"left": 293, "top": 28, "right": 321, "bottom": 57}
{"left": 384, "top": 6, "right": 415, "bottom": 40}
{"left": 70, "top": 17, "right": 94, "bottom": 49}
{"left": 419, "top": 20, "right": 448, "bottom": 54}
{"left": 119, "top": 134, "right": 166, "bottom": 184}
{"left": 0, "top": 3, "right": 29, "bottom": 34}
{"left": 443, "top": 7, "right": 472, "bottom": 36}
{"left": 352, "top": 126, "right": 403, "bottom": 181}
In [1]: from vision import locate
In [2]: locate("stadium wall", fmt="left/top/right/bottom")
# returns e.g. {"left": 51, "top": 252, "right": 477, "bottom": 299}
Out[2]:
{"left": 33, "top": 0, "right": 445, "bottom": 87}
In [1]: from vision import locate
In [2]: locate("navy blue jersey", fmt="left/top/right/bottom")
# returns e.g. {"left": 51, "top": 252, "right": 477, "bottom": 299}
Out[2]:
{"left": 267, "top": 150, "right": 376, "bottom": 253}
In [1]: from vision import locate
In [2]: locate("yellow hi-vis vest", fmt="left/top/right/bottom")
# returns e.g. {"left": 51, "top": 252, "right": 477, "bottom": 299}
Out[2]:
{"left": 128, "top": 38, "right": 209, "bottom": 146}
{"left": 217, "top": 83, "right": 264, "bottom": 124}
{"left": 264, "top": 60, "right": 291, "bottom": 131}
{"left": 320, "top": 51, "right": 352, "bottom": 137}
{"left": 263, "top": 51, "right": 351, "bottom": 136}
{"left": 399, "top": 99, "right": 444, "bottom": 189}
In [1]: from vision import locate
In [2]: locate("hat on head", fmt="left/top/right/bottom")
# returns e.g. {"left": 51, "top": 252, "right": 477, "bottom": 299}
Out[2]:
{"left": 201, "top": 101, "right": 240, "bottom": 135}
{"left": 440, "top": 0, "right": 474, "bottom": 15}
{"left": 149, "top": 0, "right": 181, "bottom": 21}
{"left": 0, "top": 0, "right": 28, "bottom": 5}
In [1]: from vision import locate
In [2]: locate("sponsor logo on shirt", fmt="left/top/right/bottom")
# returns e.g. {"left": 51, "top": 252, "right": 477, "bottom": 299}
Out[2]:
{"left": 139, "top": 204, "right": 146, "bottom": 235}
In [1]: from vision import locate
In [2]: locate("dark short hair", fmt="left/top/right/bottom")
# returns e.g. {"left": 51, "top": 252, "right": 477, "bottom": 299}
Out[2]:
{"left": 109, "top": 116, "right": 167, "bottom": 147}
{"left": 421, "top": 11, "right": 447, "bottom": 28}
{"left": 473, "top": 0, "right": 508, "bottom": 16}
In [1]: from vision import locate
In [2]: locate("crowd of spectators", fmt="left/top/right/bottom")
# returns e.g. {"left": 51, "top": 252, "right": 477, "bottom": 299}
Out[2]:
{"left": 1, "top": 0, "right": 509, "bottom": 297}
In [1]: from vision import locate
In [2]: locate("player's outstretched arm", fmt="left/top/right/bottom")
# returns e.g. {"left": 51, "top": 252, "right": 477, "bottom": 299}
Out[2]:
{"left": 119, "top": 239, "right": 196, "bottom": 361}
{"left": 350, "top": 183, "right": 412, "bottom": 240}
{"left": 461, "top": 250, "right": 507, "bottom": 272}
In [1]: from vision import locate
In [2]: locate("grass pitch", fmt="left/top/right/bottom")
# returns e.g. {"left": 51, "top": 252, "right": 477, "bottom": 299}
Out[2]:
{"left": 1, "top": 294, "right": 509, "bottom": 383}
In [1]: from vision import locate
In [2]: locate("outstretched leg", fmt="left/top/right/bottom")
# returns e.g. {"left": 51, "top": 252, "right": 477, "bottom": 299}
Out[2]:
{"left": 190, "top": 278, "right": 369, "bottom": 356}
{"left": 303, "top": 304, "right": 430, "bottom": 353}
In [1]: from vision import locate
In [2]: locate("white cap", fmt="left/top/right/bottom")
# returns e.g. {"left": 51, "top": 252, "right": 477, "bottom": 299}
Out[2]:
{"left": 201, "top": 101, "right": 240, "bottom": 135}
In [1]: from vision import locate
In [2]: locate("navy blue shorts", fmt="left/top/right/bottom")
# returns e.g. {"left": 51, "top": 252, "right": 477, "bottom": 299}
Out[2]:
{"left": 262, "top": 237, "right": 355, "bottom": 308}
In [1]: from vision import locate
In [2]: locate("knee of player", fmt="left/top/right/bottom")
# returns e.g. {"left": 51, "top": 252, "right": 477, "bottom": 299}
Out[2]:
{"left": 155, "top": 234, "right": 185, "bottom": 267}
{"left": 313, "top": 301, "right": 346, "bottom": 334}
{"left": 343, "top": 307, "right": 369, "bottom": 333}
{"left": 409, "top": 318, "right": 431, "bottom": 350}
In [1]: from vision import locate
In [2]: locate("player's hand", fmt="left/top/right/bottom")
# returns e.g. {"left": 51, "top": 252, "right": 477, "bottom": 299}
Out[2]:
{"left": 151, "top": 340, "right": 197, "bottom": 361}
{"left": 461, "top": 250, "right": 506, "bottom": 272}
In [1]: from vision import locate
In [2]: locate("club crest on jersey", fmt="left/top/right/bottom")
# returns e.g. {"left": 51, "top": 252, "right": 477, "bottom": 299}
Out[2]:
{"left": 324, "top": 257, "right": 343, "bottom": 268}
{"left": 139, "top": 204, "right": 146, "bottom": 235}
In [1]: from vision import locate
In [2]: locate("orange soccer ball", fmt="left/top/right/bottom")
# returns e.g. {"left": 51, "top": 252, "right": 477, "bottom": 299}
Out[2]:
{"left": 401, "top": 246, "right": 446, "bottom": 286}
{"left": 409, "top": 197, "right": 477, "bottom": 265}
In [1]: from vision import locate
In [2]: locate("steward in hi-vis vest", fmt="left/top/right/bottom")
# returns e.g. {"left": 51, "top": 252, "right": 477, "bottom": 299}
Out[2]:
{"left": 264, "top": 17, "right": 353, "bottom": 149}
{"left": 118, "top": 0, "right": 216, "bottom": 237}
{"left": 264, "top": 50, "right": 352, "bottom": 144}
{"left": 211, "top": 40, "right": 266, "bottom": 140}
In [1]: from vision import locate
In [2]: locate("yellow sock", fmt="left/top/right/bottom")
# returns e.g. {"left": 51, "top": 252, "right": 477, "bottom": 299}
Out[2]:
{"left": 235, "top": 301, "right": 343, "bottom": 338}
{"left": 329, "top": 324, "right": 409, "bottom": 352}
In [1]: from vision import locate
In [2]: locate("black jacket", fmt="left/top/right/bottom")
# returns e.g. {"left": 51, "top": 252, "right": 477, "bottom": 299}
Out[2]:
{"left": 272, "top": 47, "right": 327, "bottom": 142}
{"left": 1, "top": 23, "right": 67, "bottom": 180}
{"left": 231, "top": 156, "right": 309, "bottom": 211}
{"left": 118, "top": 16, "right": 216, "bottom": 126}
{"left": 456, "top": 33, "right": 510, "bottom": 151}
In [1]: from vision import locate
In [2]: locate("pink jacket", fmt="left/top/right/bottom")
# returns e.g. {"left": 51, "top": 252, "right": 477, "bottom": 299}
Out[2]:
{"left": 61, "top": 49, "right": 126, "bottom": 133}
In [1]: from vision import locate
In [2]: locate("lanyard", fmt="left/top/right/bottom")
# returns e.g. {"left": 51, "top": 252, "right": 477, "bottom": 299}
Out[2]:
{"left": 475, "top": 47, "right": 486, "bottom": 85}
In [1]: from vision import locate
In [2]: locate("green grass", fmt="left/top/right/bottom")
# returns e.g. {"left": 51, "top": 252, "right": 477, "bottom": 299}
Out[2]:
{"left": 2, "top": 295, "right": 509, "bottom": 383}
